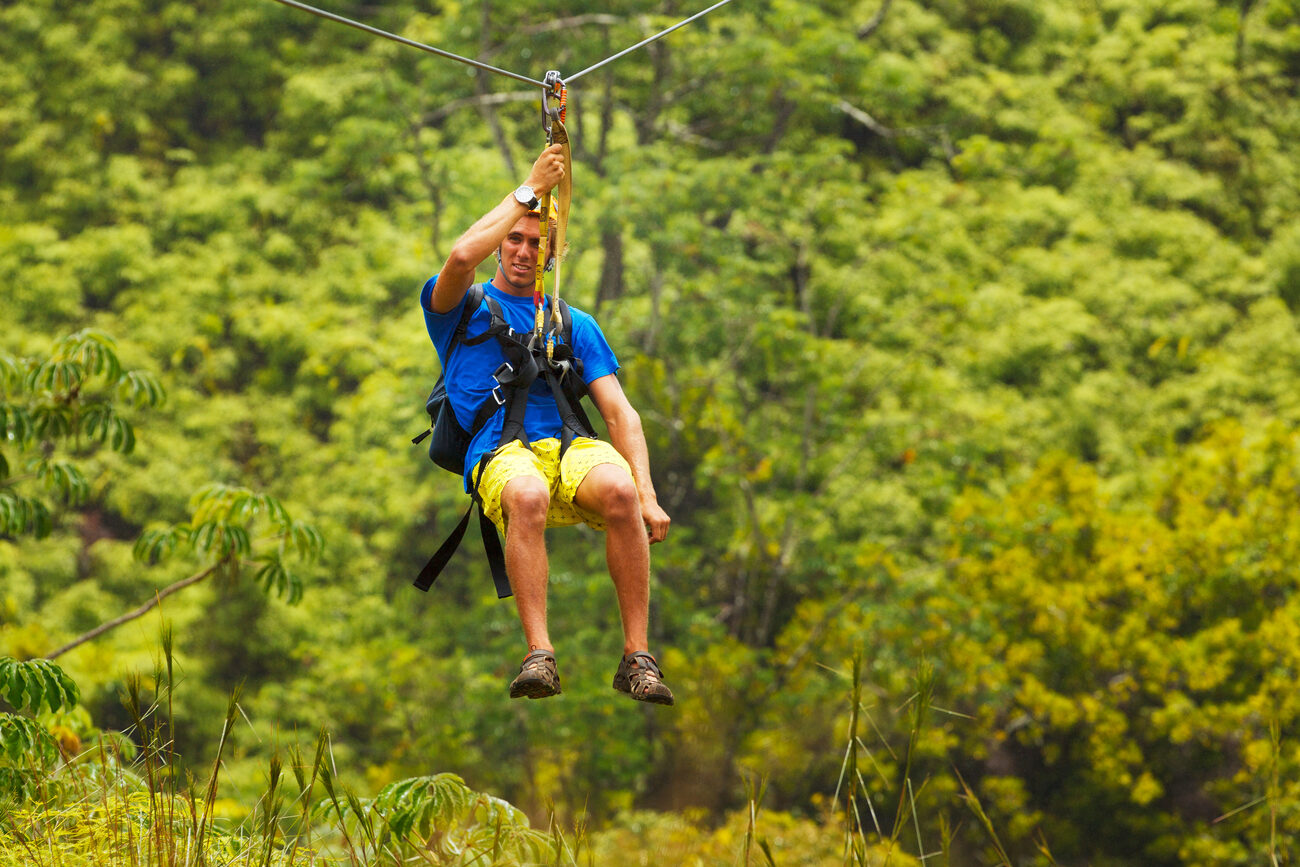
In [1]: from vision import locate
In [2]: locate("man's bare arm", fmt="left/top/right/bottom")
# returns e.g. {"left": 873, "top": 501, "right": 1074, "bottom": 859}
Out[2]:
{"left": 588, "top": 374, "right": 671, "bottom": 543}
{"left": 426, "top": 145, "right": 566, "bottom": 314}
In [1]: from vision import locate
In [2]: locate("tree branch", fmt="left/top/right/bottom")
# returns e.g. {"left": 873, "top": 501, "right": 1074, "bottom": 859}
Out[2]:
{"left": 835, "top": 99, "right": 896, "bottom": 138}
{"left": 521, "top": 13, "right": 621, "bottom": 36}
{"left": 477, "top": 14, "right": 623, "bottom": 60}
{"left": 45, "top": 562, "right": 223, "bottom": 659}
{"left": 835, "top": 99, "right": 957, "bottom": 161}
{"left": 857, "top": 0, "right": 893, "bottom": 40}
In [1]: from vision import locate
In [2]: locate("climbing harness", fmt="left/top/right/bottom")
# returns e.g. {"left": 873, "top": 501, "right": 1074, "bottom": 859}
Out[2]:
{"left": 269, "top": 0, "right": 734, "bottom": 364}
{"left": 410, "top": 286, "right": 595, "bottom": 599}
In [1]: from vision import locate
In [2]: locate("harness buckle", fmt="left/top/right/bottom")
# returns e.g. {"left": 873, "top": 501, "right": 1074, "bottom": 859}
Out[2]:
{"left": 490, "top": 361, "right": 514, "bottom": 406}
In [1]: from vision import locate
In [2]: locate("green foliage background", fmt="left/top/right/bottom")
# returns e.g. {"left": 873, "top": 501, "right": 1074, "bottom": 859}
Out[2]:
{"left": 3, "top": 0, "right": 1300, "bottom": 862}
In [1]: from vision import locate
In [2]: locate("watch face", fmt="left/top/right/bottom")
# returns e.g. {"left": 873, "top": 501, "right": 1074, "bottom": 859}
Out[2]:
{"left": 516, "top": 186, "right": 535, "bottom": 205}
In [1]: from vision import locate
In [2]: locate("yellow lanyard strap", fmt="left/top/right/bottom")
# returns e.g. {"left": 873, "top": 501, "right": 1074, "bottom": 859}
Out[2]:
{"left": 549, "top": 116, "right": 571, "bottom": 344}
{"left": 535, "top": 76, "right": 571, "bottom": 356}
{"left": 533, "top": 186, "right": 550, "bottom": 339}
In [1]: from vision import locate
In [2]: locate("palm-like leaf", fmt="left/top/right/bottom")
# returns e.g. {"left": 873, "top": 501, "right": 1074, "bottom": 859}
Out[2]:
{"left": 0, "top": 657, "right": 81, "bottom": 714}
{"left": 0, "top": 402, "right": 32, "bottom": 447}
{"left": 0, "top": 491, "right": 53, "bottom": 538}
{"left": 373, "top": 773, "right": 478, "bottom": 839}
{"left": 36, "top": 459, "right": 89, "bottom": 505}
{"left": 132, "top": 484, "right": 321, "bottom": 607}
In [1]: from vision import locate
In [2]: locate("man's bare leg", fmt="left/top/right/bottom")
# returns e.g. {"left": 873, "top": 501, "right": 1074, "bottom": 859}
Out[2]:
{"left": 500, "top": 475, "right": 564, "bottom": 698}
{"left": 501, "top": 476, "right": 553, "bottom": 652}
{"left": 574, "top": 464, "right": 650, "bottom": 655}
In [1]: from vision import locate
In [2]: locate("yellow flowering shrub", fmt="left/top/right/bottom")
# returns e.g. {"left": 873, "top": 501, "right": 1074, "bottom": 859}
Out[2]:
{"left": 926, "top": 421, "right": 1300, "bottom": 863}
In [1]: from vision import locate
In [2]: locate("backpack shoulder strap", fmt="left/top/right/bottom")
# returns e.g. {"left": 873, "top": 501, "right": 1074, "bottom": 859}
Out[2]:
{"left": 450, "top": 283, "right": 486, "bottom": 350}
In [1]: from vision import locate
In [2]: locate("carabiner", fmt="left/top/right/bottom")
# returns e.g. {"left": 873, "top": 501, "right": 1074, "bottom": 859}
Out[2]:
{"left": 541, "top": 70, "right": 564, "bottom": 143}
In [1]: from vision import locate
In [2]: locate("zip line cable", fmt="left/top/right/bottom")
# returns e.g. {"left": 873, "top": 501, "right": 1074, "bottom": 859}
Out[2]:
{"left": 564, "top": 0, "right": 738, "bottom": 84}
{"left": 268, "top": 0, "right": 736, "bottom": 88}
{"left": 268, "top": 0, "right": 546, "bottom": 88}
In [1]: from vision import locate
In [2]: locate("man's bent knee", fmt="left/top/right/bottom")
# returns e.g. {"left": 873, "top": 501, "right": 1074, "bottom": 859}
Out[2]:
{"left": 585, "top": 465, "right": 640, "bottom": 524}
{"left": 501, "top": 478, "right": 551, "bottom": 527}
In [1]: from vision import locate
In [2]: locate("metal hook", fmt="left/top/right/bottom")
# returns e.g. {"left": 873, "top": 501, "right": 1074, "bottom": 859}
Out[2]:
{"left": 541, "top": 69, "right": 563, "bottom": 142}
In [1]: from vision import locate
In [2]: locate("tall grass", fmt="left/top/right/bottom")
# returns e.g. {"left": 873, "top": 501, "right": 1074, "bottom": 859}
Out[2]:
{"left": 1, "top": 633, "right": 328, "bottom": 866}
{"left": 3, "top": 644, "right": 1025, "bottom": 866}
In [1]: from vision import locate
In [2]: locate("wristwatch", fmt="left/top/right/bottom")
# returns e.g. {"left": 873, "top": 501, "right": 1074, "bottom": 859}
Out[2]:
{"left": 513, "top": 184, "right": 538, "bottom": 210}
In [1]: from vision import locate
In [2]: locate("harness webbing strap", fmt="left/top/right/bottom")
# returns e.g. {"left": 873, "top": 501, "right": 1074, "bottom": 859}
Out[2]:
{"left": 472, "top": 447, "right": 512, "bottom": 599}
{"left": 413, "top": 501, "right": 511, "bottom": 598}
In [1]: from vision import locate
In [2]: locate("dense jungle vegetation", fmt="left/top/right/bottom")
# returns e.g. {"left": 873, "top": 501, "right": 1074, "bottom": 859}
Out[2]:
{"left": 4, "top": 0, "right": 1300, "bottom": 862}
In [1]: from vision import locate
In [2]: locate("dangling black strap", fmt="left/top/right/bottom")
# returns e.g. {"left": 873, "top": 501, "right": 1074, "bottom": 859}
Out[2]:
{"left": 479, "top": 507, "right": 511, "bottom": 598}
{"left": 413, "top": 501, "right": 474, "bottom": 592}
{"left": 413, "top": 455, "right": 514, "bottom": 598}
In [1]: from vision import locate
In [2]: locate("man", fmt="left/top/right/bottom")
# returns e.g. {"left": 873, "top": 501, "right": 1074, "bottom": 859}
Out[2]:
{"left": 420, "top": 144, "right": 674, "bottom": 705}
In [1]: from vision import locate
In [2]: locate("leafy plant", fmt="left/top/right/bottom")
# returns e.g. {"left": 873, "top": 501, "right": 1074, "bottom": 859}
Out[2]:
{"left": 45, "top": 485, "right": 323, "bottom": 660}
{"left": 133, "top": 483, "right": 324, "bottom": 604}
{"left": 0, "top": 656, "right": 80, "bottom": 800}
{"left": 316, "top": 771, "right": 557, "bottom": 865}
{"left": 0, "top": 329, "right": 163, "bottom": 538}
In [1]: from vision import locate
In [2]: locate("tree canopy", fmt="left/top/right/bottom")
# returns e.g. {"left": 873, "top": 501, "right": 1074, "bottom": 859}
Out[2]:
{"left": 3, "top": 0, "right": 1300, "bottom": 862}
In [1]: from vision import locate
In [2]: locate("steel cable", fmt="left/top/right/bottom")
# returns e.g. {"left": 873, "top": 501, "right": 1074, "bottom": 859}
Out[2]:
{"left": 564, "top": 0, "right": 739, "bottom": 84}
{"left": 267, "top": 0, "right": 738, "bottom": 89}
{"left": 268, "top": 0, "right": 546, "bottom": 88}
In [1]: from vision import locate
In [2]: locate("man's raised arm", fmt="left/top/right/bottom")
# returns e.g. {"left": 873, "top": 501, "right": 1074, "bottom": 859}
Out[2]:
{"left": 426, "top": 144, "right": 566, "bottom": 314}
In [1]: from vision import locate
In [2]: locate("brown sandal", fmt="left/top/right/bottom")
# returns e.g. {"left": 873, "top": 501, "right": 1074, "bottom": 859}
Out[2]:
{"left": 613, "top": 651, "right": 675, "bottom": 706}
{"left": 509, "top": 649, "right": 562, "bottom": 699}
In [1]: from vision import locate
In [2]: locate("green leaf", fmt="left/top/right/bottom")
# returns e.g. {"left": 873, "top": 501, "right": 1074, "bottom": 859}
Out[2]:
{"left": 0, "top": 403, "right": 33, "bottom": 446}
{"left": 0, "top": 658, "right": 79, "bottom": 714}
{"left": 119, "top": 370, "right": 165, "bottom": 407}
{"left": 261, "top": 495, "right": 289, "bottom": 526}
{"left": 0, "top": 766, "right": 30, "bottom": 800}
{"left": 133, "top": 525, "right": 189, "bottom": 564}
{"left": 37, "top": 460, "right": 88, "bottom": 505}
{"left": 0, "top": 355, "right": 20, "bottom": 386}
{"left": 110, "top": 416, "right": 135, "bottom": 453}
{"left": 289, "top": 522, "right": 324, "bottom": 560}
{"left": 0, "top": 492, "right": 51, "bottom": 538}
{"left": 227, "top": 524, "right": 252, "bottom": 558}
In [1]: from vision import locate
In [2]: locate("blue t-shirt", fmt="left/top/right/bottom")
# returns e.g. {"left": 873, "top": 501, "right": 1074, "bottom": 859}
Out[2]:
{"left": 421, "top": 277, "right": 620, "bottom": 490}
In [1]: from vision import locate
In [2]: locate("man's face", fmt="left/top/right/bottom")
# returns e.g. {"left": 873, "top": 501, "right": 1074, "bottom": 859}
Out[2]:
{"left": 497, "top": 216, "right": 541, "bottom": 290}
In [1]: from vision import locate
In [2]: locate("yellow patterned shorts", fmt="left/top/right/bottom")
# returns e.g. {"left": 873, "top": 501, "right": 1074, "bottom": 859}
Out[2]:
{"left": 476, "top": 437, "right": 633, "bottom": 533}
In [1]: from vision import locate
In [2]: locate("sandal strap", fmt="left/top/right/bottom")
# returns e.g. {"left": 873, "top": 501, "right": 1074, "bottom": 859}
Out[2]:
{"left": 623, "top": 652, "right": 664, "bottom": 685}
{"left": 623, "top": 651, "right": 661, "bottom": 672}
{"left": 522, "top": 649, "right": 556, "bottom": 667}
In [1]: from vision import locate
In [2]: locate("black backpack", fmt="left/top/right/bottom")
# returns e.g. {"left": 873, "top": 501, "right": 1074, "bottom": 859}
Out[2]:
{"left": 412, "top": 284, "right": 487, "bottom": 474}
